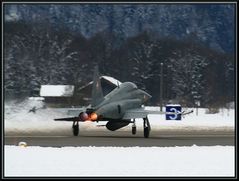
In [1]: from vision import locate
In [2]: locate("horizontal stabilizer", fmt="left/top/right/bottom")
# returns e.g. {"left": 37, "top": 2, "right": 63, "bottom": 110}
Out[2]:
{"left": 123, "top": 107, "right": 193, "bottom": 120}
{"left": 182, "top": 110, "right": 194, "bottom": 115}
{"left": 165, "top": 110, "right": 193, "bottom": 115}
{"left": 54, "top": 117, "right": 79, "bottom": 121}
{"left": 123, "top": 108, "right": 165, "bottom": 119}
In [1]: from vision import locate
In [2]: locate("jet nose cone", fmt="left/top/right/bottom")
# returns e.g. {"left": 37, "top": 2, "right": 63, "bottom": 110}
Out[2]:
{"left": 141, "top": 90, "right": 152, "bottom": 102}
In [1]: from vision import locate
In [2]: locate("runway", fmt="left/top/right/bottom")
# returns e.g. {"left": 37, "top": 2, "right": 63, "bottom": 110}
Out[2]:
{"left": 5, "top": 130, "right": 235, "bottom": 147}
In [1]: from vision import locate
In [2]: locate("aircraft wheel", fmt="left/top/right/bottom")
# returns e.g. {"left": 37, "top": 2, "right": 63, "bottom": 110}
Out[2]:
{"left": 144, "top": 127, "right": 149, "bottom": 138}
{"left": 72, "top": 124, "right": 79, "bottom": 136}
{"left": 132, "top": 126, "right": 136, "bottom": 135}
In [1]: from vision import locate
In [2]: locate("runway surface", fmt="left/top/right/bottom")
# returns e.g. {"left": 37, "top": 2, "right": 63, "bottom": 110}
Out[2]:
{"left": 5, "top": 130, "right": 235, "bottom": 147}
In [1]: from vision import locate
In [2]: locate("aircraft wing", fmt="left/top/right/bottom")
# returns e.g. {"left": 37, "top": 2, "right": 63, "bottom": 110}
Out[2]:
{"left": 66, "top": 108, "right": 87, "bottom": 116}
{"left": 122, "top": 107, "right": 165, "bottom": 119}
{"left": 122, "top": 107, "right": 193, "bottom": 120}
{"left": 54, "top": 107, "right": 87, "bottom": 121}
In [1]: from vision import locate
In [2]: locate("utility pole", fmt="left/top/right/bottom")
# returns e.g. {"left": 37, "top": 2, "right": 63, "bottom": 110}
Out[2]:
{"left": 160, "top": 63, "right": 163, "bottom": 111}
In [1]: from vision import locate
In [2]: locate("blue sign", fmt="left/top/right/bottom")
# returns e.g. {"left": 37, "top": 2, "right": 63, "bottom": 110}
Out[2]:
{"left": 166, "top": 105, "right": 182, "bottom": 120}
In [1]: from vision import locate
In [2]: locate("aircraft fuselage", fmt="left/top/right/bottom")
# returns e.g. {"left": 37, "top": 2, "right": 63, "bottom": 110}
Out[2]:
{"left": 93, "top": 82, "right": 151, "bottom": 120}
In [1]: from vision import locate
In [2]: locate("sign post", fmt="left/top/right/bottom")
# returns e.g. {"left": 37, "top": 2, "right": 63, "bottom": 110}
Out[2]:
{"left": 166, "top": 104, "right": 182, "bottom": 120}
{"left": 160, "top": 63, "right": 163, "bottom": 111}
{"left": 195, "top": 100, "right": 200, "bottom": 116}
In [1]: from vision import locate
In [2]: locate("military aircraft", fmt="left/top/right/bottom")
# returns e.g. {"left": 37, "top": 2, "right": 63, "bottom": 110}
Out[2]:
{"left": 55, "top": 66, "right": 192, "bottom": 138}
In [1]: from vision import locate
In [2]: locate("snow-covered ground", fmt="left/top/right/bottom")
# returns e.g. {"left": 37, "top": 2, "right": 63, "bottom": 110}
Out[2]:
{"left": 4, "top": 99, "right": 234, "bottom": 136}
{"left": 4, "top": 99, "right": 235, "bottom": 177}
{"left": 5, "top": 145, "right": 234, "bottom": 177}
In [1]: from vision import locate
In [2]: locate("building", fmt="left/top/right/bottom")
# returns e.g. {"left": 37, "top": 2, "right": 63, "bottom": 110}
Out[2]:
{"left": 39, "top": 76, "right": 121, "bottom": 107}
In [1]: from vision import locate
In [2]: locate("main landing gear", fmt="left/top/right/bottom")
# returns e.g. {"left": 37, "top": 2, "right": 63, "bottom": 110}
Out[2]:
{"left": 143, "top": 117, "right": 151, "bottom": 138}
{"left": 131, "top": 117, "right": 151, "bottom": 138}
{"left": 72, "top": 121, "right": 79, "bottom": 136}
{"left": 132, "top": 119, "right": 136, "bottom": 135}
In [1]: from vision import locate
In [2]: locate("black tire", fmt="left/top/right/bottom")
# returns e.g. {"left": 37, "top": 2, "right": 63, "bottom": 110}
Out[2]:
{"left": 73, "top": 125, "right": 79, "bottom": 136}
{"left": 132, "top": 126, "right": 136, "bottom": 135}
{"left": 144, "top": 127, "right": 149, "bottom": 138}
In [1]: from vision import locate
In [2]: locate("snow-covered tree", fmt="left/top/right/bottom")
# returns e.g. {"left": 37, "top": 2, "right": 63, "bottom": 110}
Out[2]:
{"left": 169, "top": 51, "right": 208, "bottom": 106}
{"left": 127, "top": 32, "right": 158, "bottom": 91}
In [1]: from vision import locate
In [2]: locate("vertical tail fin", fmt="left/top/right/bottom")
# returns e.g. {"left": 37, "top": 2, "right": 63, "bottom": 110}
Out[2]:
{"left": 91, "top": 65, "right": 104, "bottom": 107}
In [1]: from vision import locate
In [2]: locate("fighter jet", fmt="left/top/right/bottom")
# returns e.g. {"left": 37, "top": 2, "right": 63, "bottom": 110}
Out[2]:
{"left": 54, "top": 66, "right": 191, "bottom": 138}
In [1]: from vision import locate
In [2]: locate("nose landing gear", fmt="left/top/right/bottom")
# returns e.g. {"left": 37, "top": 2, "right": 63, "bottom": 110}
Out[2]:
{"left": 143, "top": 117, "right": 151, "bottom": 138}
{"left": 132, "top": 119, "right": 136, "bottom": 135}
{"left": 72, "top": 121, "right": 79, "bottom": 136}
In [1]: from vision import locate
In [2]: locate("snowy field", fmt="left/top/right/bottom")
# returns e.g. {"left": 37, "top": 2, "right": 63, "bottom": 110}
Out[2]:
{"left": 4, "top": 98, "right": 235, "bottom": 136}
{"left": 4, "top": 99, "right": 235, "bottom": 177}
{"left": 5, "top": 145, "right": 235, "bottom": 177}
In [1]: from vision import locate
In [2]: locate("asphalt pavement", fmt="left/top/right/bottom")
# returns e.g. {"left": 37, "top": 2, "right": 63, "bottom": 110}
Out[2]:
{"left": 5, "top": 129, "right": 234, "bottom": 147}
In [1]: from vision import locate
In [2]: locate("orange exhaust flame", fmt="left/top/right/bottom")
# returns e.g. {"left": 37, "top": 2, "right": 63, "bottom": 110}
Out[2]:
{"left": 89, "top": 112, "right": 98, "bottom": 121}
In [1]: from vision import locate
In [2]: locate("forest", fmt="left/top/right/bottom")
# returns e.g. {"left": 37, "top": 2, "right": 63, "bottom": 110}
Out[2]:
{"left": 4, "top": 20, "right": 234, "bottom": 108}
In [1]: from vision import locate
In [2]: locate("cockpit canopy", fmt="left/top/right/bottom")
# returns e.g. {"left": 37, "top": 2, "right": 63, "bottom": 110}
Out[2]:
{"left": 102, "top": 81, "right": 142, "bottom": 104}
{"left": 119, "top": 82, "right": 138, "bottom": 92}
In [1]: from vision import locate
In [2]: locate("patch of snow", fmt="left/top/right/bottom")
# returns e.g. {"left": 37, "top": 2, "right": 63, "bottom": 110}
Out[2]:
{"left": 28, "top": 97, "right": 45, "bottom": 101}
{"left": 143, "top": 107, "right": 234, "bottom": 132}
{"left": 40, "top": 85, "right": 74, "bottom": 97}
{"left": 78, "top": 81, "right": 93, "bottom": 90}
{"left": 101, "top": 76, "right": 122, "bottom": 85}
{"left": 186, "top": 28, "right": 190, "bottom": 34}
{"left": 4, "top": 145, "right": 235, "bottom": 177}
{"left": 226, "top": 102, "right": 235, "bottom": 109}
{"left": 165, "top": 104, "right": 181, "bottom": 107}
{"left": 78, "top": 76, "right": 121, "bottom": 90}
{"left": 4, "top": 100, "right": 235, "bottom": 136}
{"left": 5, "top": 12, "right": 20, "bottom": 22}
